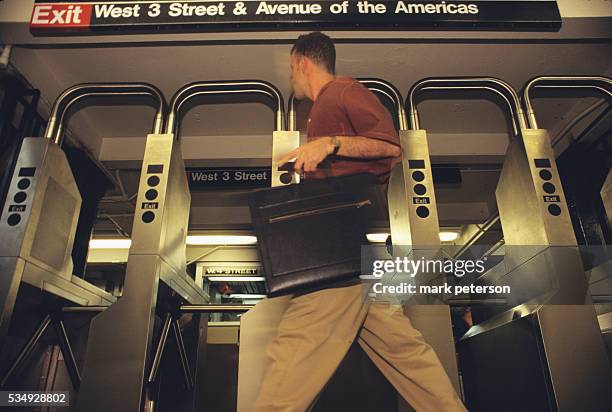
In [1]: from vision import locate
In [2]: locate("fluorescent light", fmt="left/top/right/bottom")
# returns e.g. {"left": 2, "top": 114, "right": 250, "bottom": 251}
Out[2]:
{"left": 367, "top": 232, "right": 459, "bottom": 243}
{"left": 367, "top": 233, "right": 389, "bottom": 243}
{"left": 89, "top": 235, "right": 257, "bottom": 248}
{"left": 89, "top": 239, "right": 132, "bottom": 249}
{"left": 228, "top": 294, "right": 267, "bottom": 299}
{"left": 207, "top": 276, "right": 265, "bottom": 282}
{"left": 439, "top": 231, "right": 459, "bottom": 242}
{"left": 186, "top": 235, "right": 257, "bottom": 245}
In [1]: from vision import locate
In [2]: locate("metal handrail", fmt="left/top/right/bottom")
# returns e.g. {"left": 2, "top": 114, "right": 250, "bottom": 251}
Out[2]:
{"left": 522, "top": 76, "right": 612, "bottom": 129}
{"left": 44, "top": 83, "right": 166, "bottom": 147}
{"left": 166, "top": 80, "right": 285, "bottom": 136}
{"left": 406, "top": 77, "right": 528, "bottom": 135}
{"left": 180, "top": 304, "right": 255, "bottom": 313}
{"left": 288, "top": 77, "right": 407, "bottom": 131}
{"left": 62, "top": 304, "right": 255, "bottom": 313}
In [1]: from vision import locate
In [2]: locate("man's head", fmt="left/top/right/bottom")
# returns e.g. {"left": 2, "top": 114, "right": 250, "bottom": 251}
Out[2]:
{"left": 290, "top": 32, "right": 336, "bottom": 100}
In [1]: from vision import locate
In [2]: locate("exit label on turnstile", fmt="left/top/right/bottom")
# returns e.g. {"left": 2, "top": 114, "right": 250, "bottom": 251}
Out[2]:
{"left": 8, "top": 205, "right": 26, "bottom": 213}
{"left": 142, "top": 202, "right": 159, "bottom": 210}
{"left": 543, "top": 195, "right": 560, "bottom": 203}
{"left": 413, "top": 197, "right": 430, "bottom": 205}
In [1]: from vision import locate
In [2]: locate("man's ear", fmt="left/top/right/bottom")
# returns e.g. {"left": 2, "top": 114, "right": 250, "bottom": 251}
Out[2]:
{"left": 299, "top": 55, "right": 310, "bottom": 74}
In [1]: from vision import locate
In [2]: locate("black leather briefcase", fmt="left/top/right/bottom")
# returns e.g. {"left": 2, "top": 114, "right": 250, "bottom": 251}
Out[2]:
{"left": 249, "top": 173, "right": 387, "bottom": 297}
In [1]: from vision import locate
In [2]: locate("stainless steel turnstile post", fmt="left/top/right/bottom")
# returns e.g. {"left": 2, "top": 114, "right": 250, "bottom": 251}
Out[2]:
{"left": 366, "top": 79, "right": 463, "bottom": 400}
{"left": 73, "top": 84, "right": 210, "bottom": 412}
{"left": 398, "top": 77, "right": 525, "bottom": 398}
{"left": 0, "top": 84, "right": 166, "bottom": 389}
{"left": 167, "top": 81, "right": 304, "bottom": 412}
{"left": 458, "top": 75, "right": 612, "bottom": 411}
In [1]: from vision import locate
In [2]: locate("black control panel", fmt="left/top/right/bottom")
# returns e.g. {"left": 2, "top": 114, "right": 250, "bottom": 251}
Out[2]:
{"left": 409, "top": 159, "right": 430, "bottom": 219}
{"left": 534, "top": 158, "right": 561, "bottom": 216}
{"left": 5, "top": 167, "right": 36, "bottom": 227}
{"left": 141, "top": 164, "right": 162, "bottom": 223}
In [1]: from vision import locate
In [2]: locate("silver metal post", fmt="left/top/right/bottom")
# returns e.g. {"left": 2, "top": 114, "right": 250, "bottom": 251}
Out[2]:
{"left": 171, "top": 319, "right": 194, "bottom": 391}
{"left": 148, "top": 313, "right": 173, "bottom": 384}
{"left": 52, "top": 318, "right": 81, "bottom": 390}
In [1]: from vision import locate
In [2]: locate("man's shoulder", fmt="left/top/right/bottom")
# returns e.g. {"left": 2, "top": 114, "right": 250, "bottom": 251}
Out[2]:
{"left": 334, "top": 76, "right": 359, "bottom": 85}
{"left": 336, "top": 76, "right": 360, "bottom": 86}
{"left": 322, "top": 77, "right": 370, "bottom": 104}
{"left": 326, "top": 76, "right": 360, "bottom": 93}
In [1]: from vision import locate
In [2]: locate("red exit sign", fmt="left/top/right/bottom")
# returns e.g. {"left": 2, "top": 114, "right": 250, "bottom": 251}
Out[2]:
{"left": 31, "top": 3, "right": 92, "bottom": 28}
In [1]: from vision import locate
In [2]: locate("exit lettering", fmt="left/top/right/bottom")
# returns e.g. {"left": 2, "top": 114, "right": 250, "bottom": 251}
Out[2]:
{"left": 31, "top": 4, "right": 92, "bottom": 27}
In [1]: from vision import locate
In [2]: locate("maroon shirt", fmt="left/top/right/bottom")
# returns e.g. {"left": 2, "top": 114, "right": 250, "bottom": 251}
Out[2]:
{"left": 305, "top": 77, "right": 401, "bottom": 184}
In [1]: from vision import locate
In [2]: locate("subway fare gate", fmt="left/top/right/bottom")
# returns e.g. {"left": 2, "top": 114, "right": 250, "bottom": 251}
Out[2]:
{"left": 0, "top": 83, "right": 166, "bottom": 391}
{"left": 457, "top": 75, "right": 612, "bottom": 411}
{"left": 76, "top": 80, "right": 298, "bottom": 412}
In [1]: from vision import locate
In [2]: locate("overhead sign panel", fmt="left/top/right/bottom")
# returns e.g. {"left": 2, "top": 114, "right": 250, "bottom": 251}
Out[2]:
{"left": 30, "top": 0, "right": 562, "bottom": 34}
{"left": 186, "top": 167, "right": 271, "bottom": 188}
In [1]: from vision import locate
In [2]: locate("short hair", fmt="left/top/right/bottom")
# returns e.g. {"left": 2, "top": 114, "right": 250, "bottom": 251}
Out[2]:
{"left": 291, "top": 32, "right": 336, "bottom": 74}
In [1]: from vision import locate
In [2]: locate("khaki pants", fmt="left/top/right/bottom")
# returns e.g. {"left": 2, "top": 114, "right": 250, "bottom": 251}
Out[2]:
{"left": 251, "top": 281, "right": 467, "bottom": 412}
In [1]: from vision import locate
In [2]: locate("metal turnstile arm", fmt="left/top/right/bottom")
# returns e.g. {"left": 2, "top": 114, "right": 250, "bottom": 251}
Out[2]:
{"left": 406, "top": 77, "right": 528, "bottom": 134}
{"left": 44, "top": 83, "right": 166, "bottom": 146}
{"left": 522, "top": 75, "right": 612, "bottom": 129}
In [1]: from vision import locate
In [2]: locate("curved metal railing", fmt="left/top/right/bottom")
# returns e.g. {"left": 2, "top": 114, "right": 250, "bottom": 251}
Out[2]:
{"left": 166, "top": 80, "right": 285, "bottom": 137}
{"left": 522, "top": 75, "right": 612, "bottom": 129}
{"left": 44, "top": 83, "right": 166, "bottom": 147}
{"left": 406, "top": 77, "right": 528, "bottom": 136}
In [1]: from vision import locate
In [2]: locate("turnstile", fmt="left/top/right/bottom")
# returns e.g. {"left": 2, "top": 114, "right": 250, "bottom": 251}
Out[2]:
{"left": 455, "top": 76, "right": 612, "bottom": 411}
{"left": 76, "top": 80, "right": 296, "bottom": 412}
{"left": 183, "top": 81, "right": 303, "bottom": 412}
{"left": 383, "top": 79, "right": 463, "bottom": 398}
{"left": 0, "top": 83, "right": 165, "bottom": 390}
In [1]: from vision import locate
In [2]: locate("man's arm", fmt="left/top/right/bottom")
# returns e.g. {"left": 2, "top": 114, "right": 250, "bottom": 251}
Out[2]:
{"left": 278, "top": 135, "right": 400, "bottom": 174}
{"left": 333, "top": 135, "right": 400, "bottom": 158}
{"left": 280, "top": 82, "right": 402, "bottom": 174}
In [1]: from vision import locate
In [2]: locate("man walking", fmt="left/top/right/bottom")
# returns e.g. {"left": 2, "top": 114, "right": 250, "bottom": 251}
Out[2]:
{"left": 251, "top": 32, "right": 467, "bottom": 412}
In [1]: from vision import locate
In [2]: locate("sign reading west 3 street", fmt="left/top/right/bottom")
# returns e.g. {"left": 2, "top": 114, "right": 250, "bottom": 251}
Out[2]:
{"left": 186, "top": 167, "right": 271, "bottom": 188}
{"left": 30, "top": 0, "right": 562, "bottom": 34}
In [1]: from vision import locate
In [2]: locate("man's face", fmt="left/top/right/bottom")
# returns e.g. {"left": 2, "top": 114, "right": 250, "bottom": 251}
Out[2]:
{"left": 290, "top": 52, "right": 308, "bottom": 100}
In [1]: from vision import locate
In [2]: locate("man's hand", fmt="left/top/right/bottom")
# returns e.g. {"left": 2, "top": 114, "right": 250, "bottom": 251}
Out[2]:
{"left": 278, "top": 137, "right": 334, "bottom": 174}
